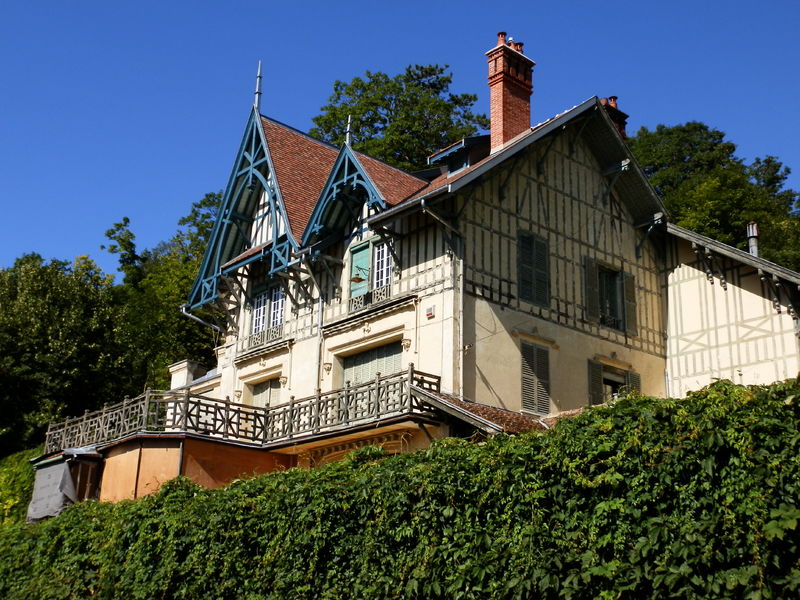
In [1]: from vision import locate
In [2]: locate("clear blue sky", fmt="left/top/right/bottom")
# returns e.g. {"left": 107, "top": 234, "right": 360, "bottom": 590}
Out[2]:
{"left": 2, "top": 1, "right": 798, "bottom": 278}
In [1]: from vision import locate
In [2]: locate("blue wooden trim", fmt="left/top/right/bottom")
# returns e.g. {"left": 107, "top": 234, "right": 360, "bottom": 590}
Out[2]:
{"left": 300, "top": 145, "right": 386, "bottom": 246}
{"left": 187, "top": 108, "right": 299, "bottom": 309}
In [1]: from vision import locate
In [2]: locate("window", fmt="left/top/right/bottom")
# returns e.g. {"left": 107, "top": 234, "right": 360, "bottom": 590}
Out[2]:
{"left": 251, "top": 378, "right": 281, "bottom": 408}
{"left": 521, "top": 342, "right": 550, "bottom": 414}
{"left": 518, "top": 232, "right": 549, "bottom": 306}
{"left": 252, "top": 285, "right": 285, "bottom": 334}
{"left": 587, "top": 360, "right": 640, "bottom": 405}
{"left": 342, "top": 342, "right": 403, "bottom": 385}
{"left": 349, "top": 241, "right": 393, "bottom": 312}
{"left": 584, "top": 257, "right": 637, "bottom": 334}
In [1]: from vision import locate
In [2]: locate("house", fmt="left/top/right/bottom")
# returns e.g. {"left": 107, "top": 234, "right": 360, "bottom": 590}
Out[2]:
{"left": 30, "top": 32, "right": 800, "bottom": 514}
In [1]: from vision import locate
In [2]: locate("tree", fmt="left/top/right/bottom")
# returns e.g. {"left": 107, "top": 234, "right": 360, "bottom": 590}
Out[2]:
{"left": 629, "top": 123, "right": 800, "bottom": 270}
{"left": 0, "top": 254, "right": 123, "bottom": 454}
{"left": 310, "top": 64, "right": 490, "bottom": 171}
{"left": 106, "top": 193, "right": 222, "bottom": 390}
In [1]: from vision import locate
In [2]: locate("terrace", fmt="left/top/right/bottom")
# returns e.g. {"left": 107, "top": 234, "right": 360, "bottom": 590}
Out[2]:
{"left": 44, "top": 366, "right": 442, "bottom": 454}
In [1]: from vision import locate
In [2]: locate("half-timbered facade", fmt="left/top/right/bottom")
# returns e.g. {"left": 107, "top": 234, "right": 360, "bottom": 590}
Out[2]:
{"left": 32, "top": 32, "right": 800, "bottom": 510}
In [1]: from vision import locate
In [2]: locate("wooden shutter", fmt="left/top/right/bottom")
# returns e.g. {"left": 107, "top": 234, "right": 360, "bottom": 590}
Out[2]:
{"left": 584, "top": 257, "right": 600, "bottom": 321}
{"left": 519, "top": 233, "right": 549, "bottom": 307}
{"left": 521, "top": 342, "right": 550, "bottom": 414}
{"left": 252, "top": 378, "right": 280, "bottom": 408}
{"left": 343, "top": 342, "right": 402, "bottom": 385}
{"left": 533, "top": 236, "right": 549, "bottom": 307}
{"left": 518, "top": 233, "right": 534, "bottom": 302}
{"left": 588, "top": 359, "right": 604, "bottom": 405}
{"left": 622, "top": 272, "right": 637, "bottom": 335}
{"left": 350, "top": 245, "right": 369, "bottom": 298}
{"left": 625, "top": 370, "right": 641, "bottom": 393}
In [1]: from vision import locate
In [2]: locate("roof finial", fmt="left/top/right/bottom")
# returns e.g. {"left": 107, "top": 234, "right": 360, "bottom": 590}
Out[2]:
{"left": 345, "top": 114, "right": 352, "bottom": 146}
{"left": 253, "top": 60, "right": 262, "bottom": 111}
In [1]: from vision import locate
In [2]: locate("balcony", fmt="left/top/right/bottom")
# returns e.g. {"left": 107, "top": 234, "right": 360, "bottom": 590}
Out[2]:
{"left": 239, "top": 323, "right": 284, "bottom": 354}
{"left": 43, "top": 366, "right": 441, "bottom": 454}
{"left": 348, "top": 284, "right": 391, "bottom": 313}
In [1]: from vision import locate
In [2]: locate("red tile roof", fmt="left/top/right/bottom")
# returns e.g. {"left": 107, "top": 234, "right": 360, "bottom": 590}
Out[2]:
{"left": 260, "top": 117, "right": 338, "bottom": 238}
{"left": 354, "top": 152, "right": 428, "bottom": 206}
{"left": 260, "top": 117, "right": 428, "bottom": 239}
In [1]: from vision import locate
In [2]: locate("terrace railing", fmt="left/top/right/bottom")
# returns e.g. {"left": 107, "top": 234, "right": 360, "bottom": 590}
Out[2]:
{"left": 44, "top": 365, "right": 440, "bottom": 454}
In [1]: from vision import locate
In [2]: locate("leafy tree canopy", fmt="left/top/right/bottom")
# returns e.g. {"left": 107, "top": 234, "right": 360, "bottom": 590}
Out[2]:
{"left": 0, "top": 254, "right": 122, "bottom": 454}
{"left": 629, "top": 122, "right": 800, "bottom": 270}
{"left": 310, "top": 64, "right": 489, "bottom": 171}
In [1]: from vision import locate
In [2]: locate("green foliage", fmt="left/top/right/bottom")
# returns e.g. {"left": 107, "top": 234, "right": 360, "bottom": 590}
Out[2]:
{"left": 0, "top": 255, "right": 123, "bottom": 454}
{"left": 310, "top": 64, "right": 489, "bottom": 171}
{"left": 105, "top": 192, "right": 222, "bottom": 390}
{"left": 2, "top": 380, "right": 799, "bottom": 599}
{"left": 629, "top": 122, "right": 800, "bottom": 270}
{"left": 0, "top": 447, "right": 39, "bottom": 526}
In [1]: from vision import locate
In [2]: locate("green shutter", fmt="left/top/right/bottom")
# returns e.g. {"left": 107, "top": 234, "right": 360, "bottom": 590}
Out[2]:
{"left": 588, "top": 359, "right": 604, "bottom": 405}
{"left": 585, "top": 257, "right": 600, "bottom": 321}
{"left": 519, "top": 233, "right": 549, "bottom": 307}
{"left": 534, "top": 236, "right": 549, "bottom": 307}
{"left": 625, "top": 370, "right": 641, "bottom": 393}
{"left": 343, "top": 342, "right": 403, "bottom": 385}
{"left": 518, "top": 233, "right": 535, "bottom": 302}
{"left": 623, "top": 272, "right": 638, "bottom": 335}
{"left": 350, "top": 244, "right": 369, "bottom": 298}
{"left": 521, "top": 342, "right": 550, "bottom": 414}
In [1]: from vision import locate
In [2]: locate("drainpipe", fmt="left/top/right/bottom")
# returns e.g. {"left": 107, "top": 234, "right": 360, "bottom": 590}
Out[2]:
{"left": 179, "top": 304, "right": 225, "bottom": 333}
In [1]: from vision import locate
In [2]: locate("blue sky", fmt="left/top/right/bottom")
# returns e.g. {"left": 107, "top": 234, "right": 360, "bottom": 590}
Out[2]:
{"left": 2, "top": 1, "right": 798, "bottom": 278}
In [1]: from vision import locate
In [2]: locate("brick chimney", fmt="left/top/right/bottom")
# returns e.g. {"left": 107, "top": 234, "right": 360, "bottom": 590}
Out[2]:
{"left": 486, "top": 32, "right": 535, "bottom": 152}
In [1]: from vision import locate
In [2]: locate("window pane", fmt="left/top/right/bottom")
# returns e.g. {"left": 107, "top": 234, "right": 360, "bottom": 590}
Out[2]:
{"left": 251, "top": 292, "right": 267, "bottom": 334}
{"left": 373, "top": 243, "right": 392, "bottom": 289}
{"left": 269, "top": 286, "right": 284, "bottom": 327}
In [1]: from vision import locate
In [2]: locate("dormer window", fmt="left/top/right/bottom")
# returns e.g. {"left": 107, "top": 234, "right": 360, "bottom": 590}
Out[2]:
{"left": 427, "top": 135, "right": 490, "bottom": 176}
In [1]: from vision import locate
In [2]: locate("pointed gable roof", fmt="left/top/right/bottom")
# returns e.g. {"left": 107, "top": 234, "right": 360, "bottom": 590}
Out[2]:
{"left": 354, "top": 152, "right": 428, "bottom": 206}
{"left": 260, "top": 117, "right": 339, "bottom": 238}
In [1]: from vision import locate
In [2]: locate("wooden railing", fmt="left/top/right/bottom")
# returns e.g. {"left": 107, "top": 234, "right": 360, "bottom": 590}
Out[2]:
{"left": 44, "top": 366, "right": 440, "bottom": 454}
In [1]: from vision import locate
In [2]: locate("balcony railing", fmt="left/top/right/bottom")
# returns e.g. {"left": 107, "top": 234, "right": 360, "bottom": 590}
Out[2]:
{"left": 348, "top": 285, "right": 391, "bottom": 313}
{"left": 44, "top": 365, "right": 441, "bottom": 454}
{"left": 239, "top": 323, "right": 284, "bottom": 353}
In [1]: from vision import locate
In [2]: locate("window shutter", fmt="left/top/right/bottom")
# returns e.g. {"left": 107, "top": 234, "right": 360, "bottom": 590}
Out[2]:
{"left": 518, "top": 233, "right": 535, "bottom": 302}
{"left": 350, "top": 245, "right": 369, "bottom": 298}
{"left": 521, "top": 343, "right": 550, "bottom": 414}
{"left": 625, "top": 370, "right": 641, "bottom": 393}
{"left": 584, "top": 257, "right": 600, "bottom": 321}
{"left": 533, "top": 236, "right": 549, "bottom": 307}
{"left": 622, "top": 272, "right": 637, "bottom": 335}
{"left": 588, "top": 359, "right": 604, "bottom": 405}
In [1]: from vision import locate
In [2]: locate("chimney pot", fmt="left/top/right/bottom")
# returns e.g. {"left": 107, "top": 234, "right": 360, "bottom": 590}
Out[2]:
{"left": 608, "top": 95, "right": 618, "bottom": 109}
{"left": 497, "top": 31, "right": 507, "bottom": 46}
{"left": 747, "top": 221, "right": 759, "bottom": 257}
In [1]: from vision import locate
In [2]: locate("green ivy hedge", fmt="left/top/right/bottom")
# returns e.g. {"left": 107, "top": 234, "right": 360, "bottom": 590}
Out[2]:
{"left": 1, "top": 380, "right": 798, "bottom": 599}
{"left": 0, "top": 447, "right": 39, "bottom": 526}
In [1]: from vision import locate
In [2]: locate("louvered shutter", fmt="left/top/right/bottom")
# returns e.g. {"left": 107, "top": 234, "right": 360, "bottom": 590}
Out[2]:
{"left": 343, "top": 342, "right": 402, "bottom": 385}
{"left": 625, "top": 370, "right": 641, "bottom": 393}
{"left": 521, "top": 342, "right": 550, "bottom": 414}
{"left": 252, "top": 378, "right": 280, "bottom": 408}
{"left": 533, "top": 236, "right": 549, "bottom": 307}
{"left": 584, "top": 257, "right": 600, "bottom": 321}
{"left": 518, "top": 233, "right": 535, "bottom": 302}
{"left": 588, "top": 359, "right": 604, "bottom": 405}
{"left": 622, "top": 272, "right": 638, "bottom": 335}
